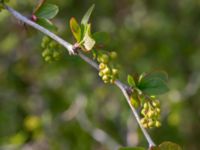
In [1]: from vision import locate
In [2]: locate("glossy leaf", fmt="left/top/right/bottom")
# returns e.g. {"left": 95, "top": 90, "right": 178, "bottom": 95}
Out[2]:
{"left": 138, "top": 78, "right": 169, "bottom": 95}
{"left": 70, "top": 17, "right": 81, "bottom": 42}
{"left": 36, "top": 18, "right": 57, "bottom": 31}
{"left": 82, "top": 24, "right": 95, "bottom": 51}
{"left": 92, "top": 32, "right": 110, "bottom": 45}
{"left": 159, "top": 141, "right": 182, "bottom": 150}
{"left": 81, "top": 4, "right": 95, "bottom": 25}
{"left": 137, "top": 71, "right": 169, "bottom": 95}
{"left": 35, "top": 3, "right": 59, "bottom": 19}
{"left": 127, "top": 75, "right": 136, "bottom": 87}
{"left": 119, "top": 147, "right": 145, "bottom": 150}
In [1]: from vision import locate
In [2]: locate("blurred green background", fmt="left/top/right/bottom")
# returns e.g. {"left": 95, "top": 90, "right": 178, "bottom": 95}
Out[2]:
{"left": 0, "top": 0, "right": 200, "bottom": 149}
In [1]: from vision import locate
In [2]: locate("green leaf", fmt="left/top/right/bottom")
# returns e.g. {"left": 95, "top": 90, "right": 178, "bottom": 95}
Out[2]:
{"left": 159, "top": 141, "right": 182, "bottom": 150}
{"left": 119, "top": 147, "right": 145, "bottom": 150}
{"left": 145, "top": 71, "right": 168, "bottom": 82}
{"left": 127, "top": 75, "right": 136, "bottom": 87}
{"left": 137, "top": 71, "right": 169, "bottom": 95}
{"left": 36, "top": 18, "right": 57, "bottom": 31}
{"left": 70, "top": 17, "right": 81, "bottom": 42}
{"left": 81, "top": 4, "right": 95, "bottom": 25}
{"left": 35, "top": 3, "right": 59, "bottom": 19}
{"left": 93, "top": 32, "right": 110, "bottom": 46}
{"left": 138, "top": 78, "right": 169, "bottom": 95}
{"left": 82, "top": 24, "right": 95, "bottom": 51}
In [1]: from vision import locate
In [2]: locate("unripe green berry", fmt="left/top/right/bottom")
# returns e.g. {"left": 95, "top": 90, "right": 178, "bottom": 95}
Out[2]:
{"left": 101, "top": 54, "right": 109, "bottom": 64}
{"left": 110, "top": 51, "right": 118, "bottom": 59}
{"left": 42, "top": 49, "right": 51, "bottom": 57}
{"left": 49, "top": 41, "right": 57, "bottom": 48}
{"left": 147, "top": 111, "right": 154, "bottom": 118}
{"left": 98, "top": 71, "right": 104, "bottom": 77}
{"left": 143, "top": 102, "right": 148, "bottom": 109}
{"left": 110, "top": 79, "right": 115, "bottom": 84}
{"left": 44, "top": 56, "right": 52, "bottom": 62}
{"left": 42, "top": 36, "right": 50, "bottom": 44}
{"left": 53, "top": 51, "right": 60, "bottom": 58}
{"left": 156, "top": 108, "right": 160, "bottom": 113}
{"left": 152, "top": 100, "right": 160, "bottom": 107}
{"left": 140, "top": 118, "right": 147, "bottom": 124}
{"left": 148, "top": 121, "right": 154, "bottom": 128}
{"left": 102, "top": 67, "right": 111, "bottom": 74}
{"left": 143, "top": 123, "right": 148, "bottom": 128}
{"left": 112, "top": 68, "right": 118, "bottom": 75}
{"left": 155, "top": 121, "right": 161, "bottom": 127}
{"left": 99, "top": 63, "right": 106, "bottom": 70}
{"left": 102, "top": 75, "right": 109, "bottom": 81}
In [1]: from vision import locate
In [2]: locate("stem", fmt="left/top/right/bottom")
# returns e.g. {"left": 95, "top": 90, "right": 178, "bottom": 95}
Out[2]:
{"left": 3, "top": 4, "right": 155, "bottom": 147}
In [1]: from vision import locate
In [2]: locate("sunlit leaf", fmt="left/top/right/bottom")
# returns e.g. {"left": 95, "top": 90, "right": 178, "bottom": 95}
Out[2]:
{"left": 81, "top": 4, "right": 95, "bottom": 25}
{"left": 82, "top": 24, "right": 95, "bottom": 51}
{"left": 70, "top": 17, "right": 81, "bottom": 42}
{"left": 35, "top": 3, "right": 59, "bottom": 19}
{"left": 36, "top": 18, "right": 57, "bottom": 31}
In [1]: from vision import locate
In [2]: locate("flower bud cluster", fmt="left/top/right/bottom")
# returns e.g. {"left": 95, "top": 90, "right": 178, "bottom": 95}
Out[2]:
{"left": 140, "top": 98, "right": 161, "bottom": 128}
{"left": 97, "top": 52, "right": 118, "bottom": 84}
{"left": 41, "top": 36, "right": 62, "bottom": 62}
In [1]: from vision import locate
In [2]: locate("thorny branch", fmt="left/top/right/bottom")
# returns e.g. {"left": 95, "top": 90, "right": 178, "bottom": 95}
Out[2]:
{"left": 2, "top": 3, "right": 156, "bottom": 148}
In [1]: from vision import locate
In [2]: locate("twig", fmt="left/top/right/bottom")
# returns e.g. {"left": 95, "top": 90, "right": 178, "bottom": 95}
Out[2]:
{"left": 3, "top": 3, "right": 155, "bottom": 148}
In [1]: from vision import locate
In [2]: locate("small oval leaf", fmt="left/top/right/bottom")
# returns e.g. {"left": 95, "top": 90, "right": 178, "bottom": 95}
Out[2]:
{"left": 35, "top": 3, "right": 59, "bottom": 19}
{"left": 70, "top": 17, "right": 81, "bottom": 42}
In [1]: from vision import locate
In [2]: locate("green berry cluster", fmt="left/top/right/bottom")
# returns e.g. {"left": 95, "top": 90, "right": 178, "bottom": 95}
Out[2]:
{"left": 140, "top": 97, "right": 161, "bottom": 128}
{"left": 97, "top": 51, "right": 118, "bottom": 84}
{"left": 41, "top": 36, "right": 62, "bottom": 62}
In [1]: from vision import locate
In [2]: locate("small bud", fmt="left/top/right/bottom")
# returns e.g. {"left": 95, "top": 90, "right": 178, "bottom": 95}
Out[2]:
{"left": 42, "top": 49, "right": 51, "bottom": 57}
{"left": 110, "top": 51, "right": 118, "bottom": 59}
{"left": 112, "top": 68, "right": 118, "bottom": 75}
{"left": 49, "top": 41, "right": 57, "bottom": 48}
{"left": 44, "top": 56, "right": 52, "bottom": 62}
{"left": 99, "top": 63, "right": 106, "bottom": 70}
{"left": 148, "top": 121, "right": 154, "bottom": 128}
{"left": 152, "top": 100, "right": 160, "bottom": 107}
{"left": 101, "top": 54, "right": 109, "bottom": 64}
{"left": 42, "top": 36, "right": 50, "bottom": 44}
{"left": 98, "top": 71, "right": 104, "bottom": 77}
{"left": 102, "top": 67, "right": 111, "bottom": 74}
{"left": 140, "top": 118, "right": 147, "bottom": 124}
{"left": 147, "top": 111, "right": 154, "bottom": 118}
{"left": 143, "top": 102, "right": 148, "bottom": 109}
{"left": 156, "top": 108, "right": 161, "bottom": 113}
{"left": 155, "top": 121, "right": 161, "bottom": 127}
{"left": 53, "top": 51, "right": 60, "bottom": 59}
{"left": 102, "top": 75, "right": 109, "bottom": 81}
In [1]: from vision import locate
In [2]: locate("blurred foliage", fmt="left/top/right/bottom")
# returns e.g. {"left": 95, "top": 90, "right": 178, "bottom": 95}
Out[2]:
{"left": 0, "top": 0, "right": 200, "bottom": 150}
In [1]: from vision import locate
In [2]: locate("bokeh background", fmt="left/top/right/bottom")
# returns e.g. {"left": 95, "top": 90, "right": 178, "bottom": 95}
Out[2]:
{"left": 0, "top": 0, "right": 200, "bottom": 150}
